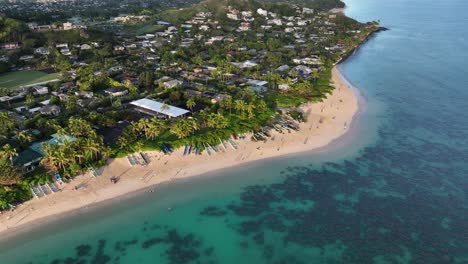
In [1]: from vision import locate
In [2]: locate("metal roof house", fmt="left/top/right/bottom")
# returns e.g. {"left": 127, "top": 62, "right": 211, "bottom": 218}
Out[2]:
{"left": 14, "top": 133, "right": 76, "bottom": 172}
{"left": 130, "top": 98, "right": 190, "bottom": 118}
{"left": 246, "top": 79, "right": 268, "bottom": 93}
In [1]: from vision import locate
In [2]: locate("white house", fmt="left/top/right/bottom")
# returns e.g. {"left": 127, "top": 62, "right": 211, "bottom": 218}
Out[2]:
{"left": 32, "top": 86, "right": 48, "bottom": 95}
{"left": 35, "top": 47, "right": 50, "bottom": 55}
{"left": 257, "top": 8, "right": 268, "bottom": 16}
{"left": 80, "top": 44, "right": 92, "bottom": 50}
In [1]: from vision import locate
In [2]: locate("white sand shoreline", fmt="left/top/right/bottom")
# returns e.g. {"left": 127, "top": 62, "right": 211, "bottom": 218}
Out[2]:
{"left": 0, "top": 66, "right": 360, "bottom": 238}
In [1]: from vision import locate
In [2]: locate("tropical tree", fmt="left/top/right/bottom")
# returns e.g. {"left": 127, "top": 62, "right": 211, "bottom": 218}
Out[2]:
{"left": 311, "top": 70, "right": 319, "bottom": 83}
{"left": 41, "top": 142, "right": 72, "bottom": 172}
{"left": 234, "top": 99, "right": 246, "bottom": 114}
{"left": 0, "top": 159, "right": 21, "bottom": 185}
{"left": 137, "top": 118, "right": 151, "bottom": 138}
{"left": 82, "top": 137, "right": 101, "bottom": 161}
{"left": 161, "top": 103, "right": 170, "bottom": 112}
{"left": 145, "top": 118, "right": 166, "bottom": 140}
{"left": 17, "top": 130, "right": 33, "bottom": 147}
{"left": 170, "top": 118, "right": 199, "bottom": 139}
{"left": 0, "top": 144, "right": 17, "bottom": 165}
{"left": 67, "top": 117, "right": 94, "bottom": 138}
{"left": 186, "top": 98, "right": 196, "bottom": 111}
{"left": 244, "top": 103, "right": 256, "bottom": 118}
{"left": 205, "top": 113, "right": 229, "bottom": 129}
{"left": 220, "top": 96, "right": 234, "bottom": 114}
{"left": 0, "top": 112, "right": 17, "bottom": 140}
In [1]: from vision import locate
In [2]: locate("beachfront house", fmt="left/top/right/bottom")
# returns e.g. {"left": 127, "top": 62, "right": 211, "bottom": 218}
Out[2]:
{"left": 14, "top": 133, "right": 76, "bottom": 172}
{"left": 130, "top": 98, "right": 190, "bottom": 119}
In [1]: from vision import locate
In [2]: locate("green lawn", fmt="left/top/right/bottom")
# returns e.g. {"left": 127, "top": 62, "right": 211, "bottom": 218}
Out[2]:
{"left": 0, "top": 71, "right": 61, "bottom": 90}
{"left": 135, "top": 24, "right": 165, "bottom": 35}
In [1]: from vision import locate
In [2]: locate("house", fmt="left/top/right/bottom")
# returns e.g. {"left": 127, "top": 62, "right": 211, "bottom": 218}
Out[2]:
{"left": 13, "top": 148, "right": 43, "bottom": 172}
{"left": 35, "top": 47, "right": 50, "bottom": 55}
{"left": 39, "top": 99, "right": 50, "bottom": 106}
{"left": 104, "top": 87, "right": 128, "bottom": 97}
{"left": 28, "top": 107, "right": 42, "bottom": 115}
{"left": 0, "top": 42, "right": 20, "bottom": 50}
{"left": 63, "top": 22, "right": 73, "bottom": 30}
{"left": 14, "top": 133, "right": 75, "bottom": 172}
{"left": 239, "top": 22, "right": 251, "bottom": 31}
{"left": 247, "top": 79, "right": 268, "bottom": 93}
{"left": 163, "top": 79, "right": 183, "bottom": 89}
{"left": 295, "top": 65, "right": 313, "bottom": 76}
{"left": 56, "top": 43, "right": 68, "bottom": 48}
{"left": 278, "top": 84, "right": 290, "bottom": 92}
{"left": 19, "top": 55, "right": 34, "bottom": 61}
{"left": 32, "top": 86, "right": 48, "bottom": 95}
{"left": 130, "top": 98, "right": 189, "bottom": 119}
{"left": 58, "top": 94, "right": 69, "bottom": 102}
{"left": 277, "top": 65, "right": 290, "bottom": 72}
{"left": 302, "top": 8, "right": 314, "bottom": 14}
{"left": 257, "top": 8, "right": 268, "bottom": 16}
{"left": 231, "top": 60, "right": 258, "bottom": 69}
{"left": 75, "top": 90, "right": 94, "bottom": 98}
{"left": 227, "top": 13, "right": 239, "bottom": 20}
{"left": 40, "top": 105, "right": 61, "bottom": 116}
{"left": 268, "top": 19, "right": 282, "bottom": 26}
{"left": 80, "top": 44, "right": 92, "bottom": 50}
{"left": 60, "top": 48, "right": 72, "bottom": 56}
{"left": 15, "top": 106, "right": 29, "bottom": 113}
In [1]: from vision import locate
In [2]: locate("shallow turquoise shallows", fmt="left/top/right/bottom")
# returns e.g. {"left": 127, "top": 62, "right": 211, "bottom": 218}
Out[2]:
{"left": 1, "top": 0, "right": 468, "bottom": 263}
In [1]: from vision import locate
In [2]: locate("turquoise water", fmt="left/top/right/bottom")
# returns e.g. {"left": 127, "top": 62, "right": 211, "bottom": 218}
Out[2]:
{"left": 2, "top": 0, "right": 468, "bottom": 263}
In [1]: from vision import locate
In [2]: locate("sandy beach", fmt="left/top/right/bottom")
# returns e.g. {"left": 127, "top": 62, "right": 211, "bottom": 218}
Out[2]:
{"left": 0, "top": 67, "right": 359, "bottom": 236}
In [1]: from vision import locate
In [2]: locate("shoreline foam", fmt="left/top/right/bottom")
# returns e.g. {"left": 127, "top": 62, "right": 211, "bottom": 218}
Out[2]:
{"left": 0, "top": 66, "right": 359, "bottom": 238}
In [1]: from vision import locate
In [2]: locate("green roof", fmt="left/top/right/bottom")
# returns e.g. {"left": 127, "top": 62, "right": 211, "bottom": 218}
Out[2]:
{"left": 14, "top": 133, "right": 76, "bottom": 166}
{"left": 30, "top": 133, "right": 75, "bottom": 155}
{"left": 14, "top": 148, "right": 43, "bottom": 166}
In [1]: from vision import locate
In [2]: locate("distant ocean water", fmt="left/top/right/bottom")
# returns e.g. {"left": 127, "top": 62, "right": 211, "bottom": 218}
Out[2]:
{"left": 1, "top": 0, "right": 468, "bottom": 263}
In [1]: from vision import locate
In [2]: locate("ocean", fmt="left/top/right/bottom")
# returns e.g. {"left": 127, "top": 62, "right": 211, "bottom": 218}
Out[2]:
{"left": 1, "top": 0, "right": 468, "bottom": 263}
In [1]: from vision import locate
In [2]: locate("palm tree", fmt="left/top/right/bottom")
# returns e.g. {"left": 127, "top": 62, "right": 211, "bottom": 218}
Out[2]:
{"left": 17, "top": 130, "right": 33, "bottom": 147}
{"left": 234, "top": 100, "right": 246, "bottom": 114}
{"left": 161, "top": 103, "right": 170, "bottom": 112}
{"left": 41, "top": 143, "right": 73, "bottom": 172}
{"left": 137, "top": 118, "right": 151, "bottom": 139}
{"left": 257, "top": 100, "right": 268, "bottom": 112}
{"left": 82, "top": 137, "right": 101, "bottom": 161}
{"left": 145, "top": 118, "right": 165, "bottom": 140}
{"left": 205, "top": 113, "right": 228, "bottom": 129}
{"left": 186, "top": 98, "right": 196, "bottom": 111}
{"left": 0, "top": 144, "right": 17, "bottom": 165}
{"left": 170, "top": 119, "right": 199, "bottom": 139}
{"left": 245, "top": 103, "right": 256, "bottom": 119}
{"left": 134, "top": 140, "right": 144, "bottom": 152}
{"left": 311, "top": 71, "right": 319, "bottom": 83}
